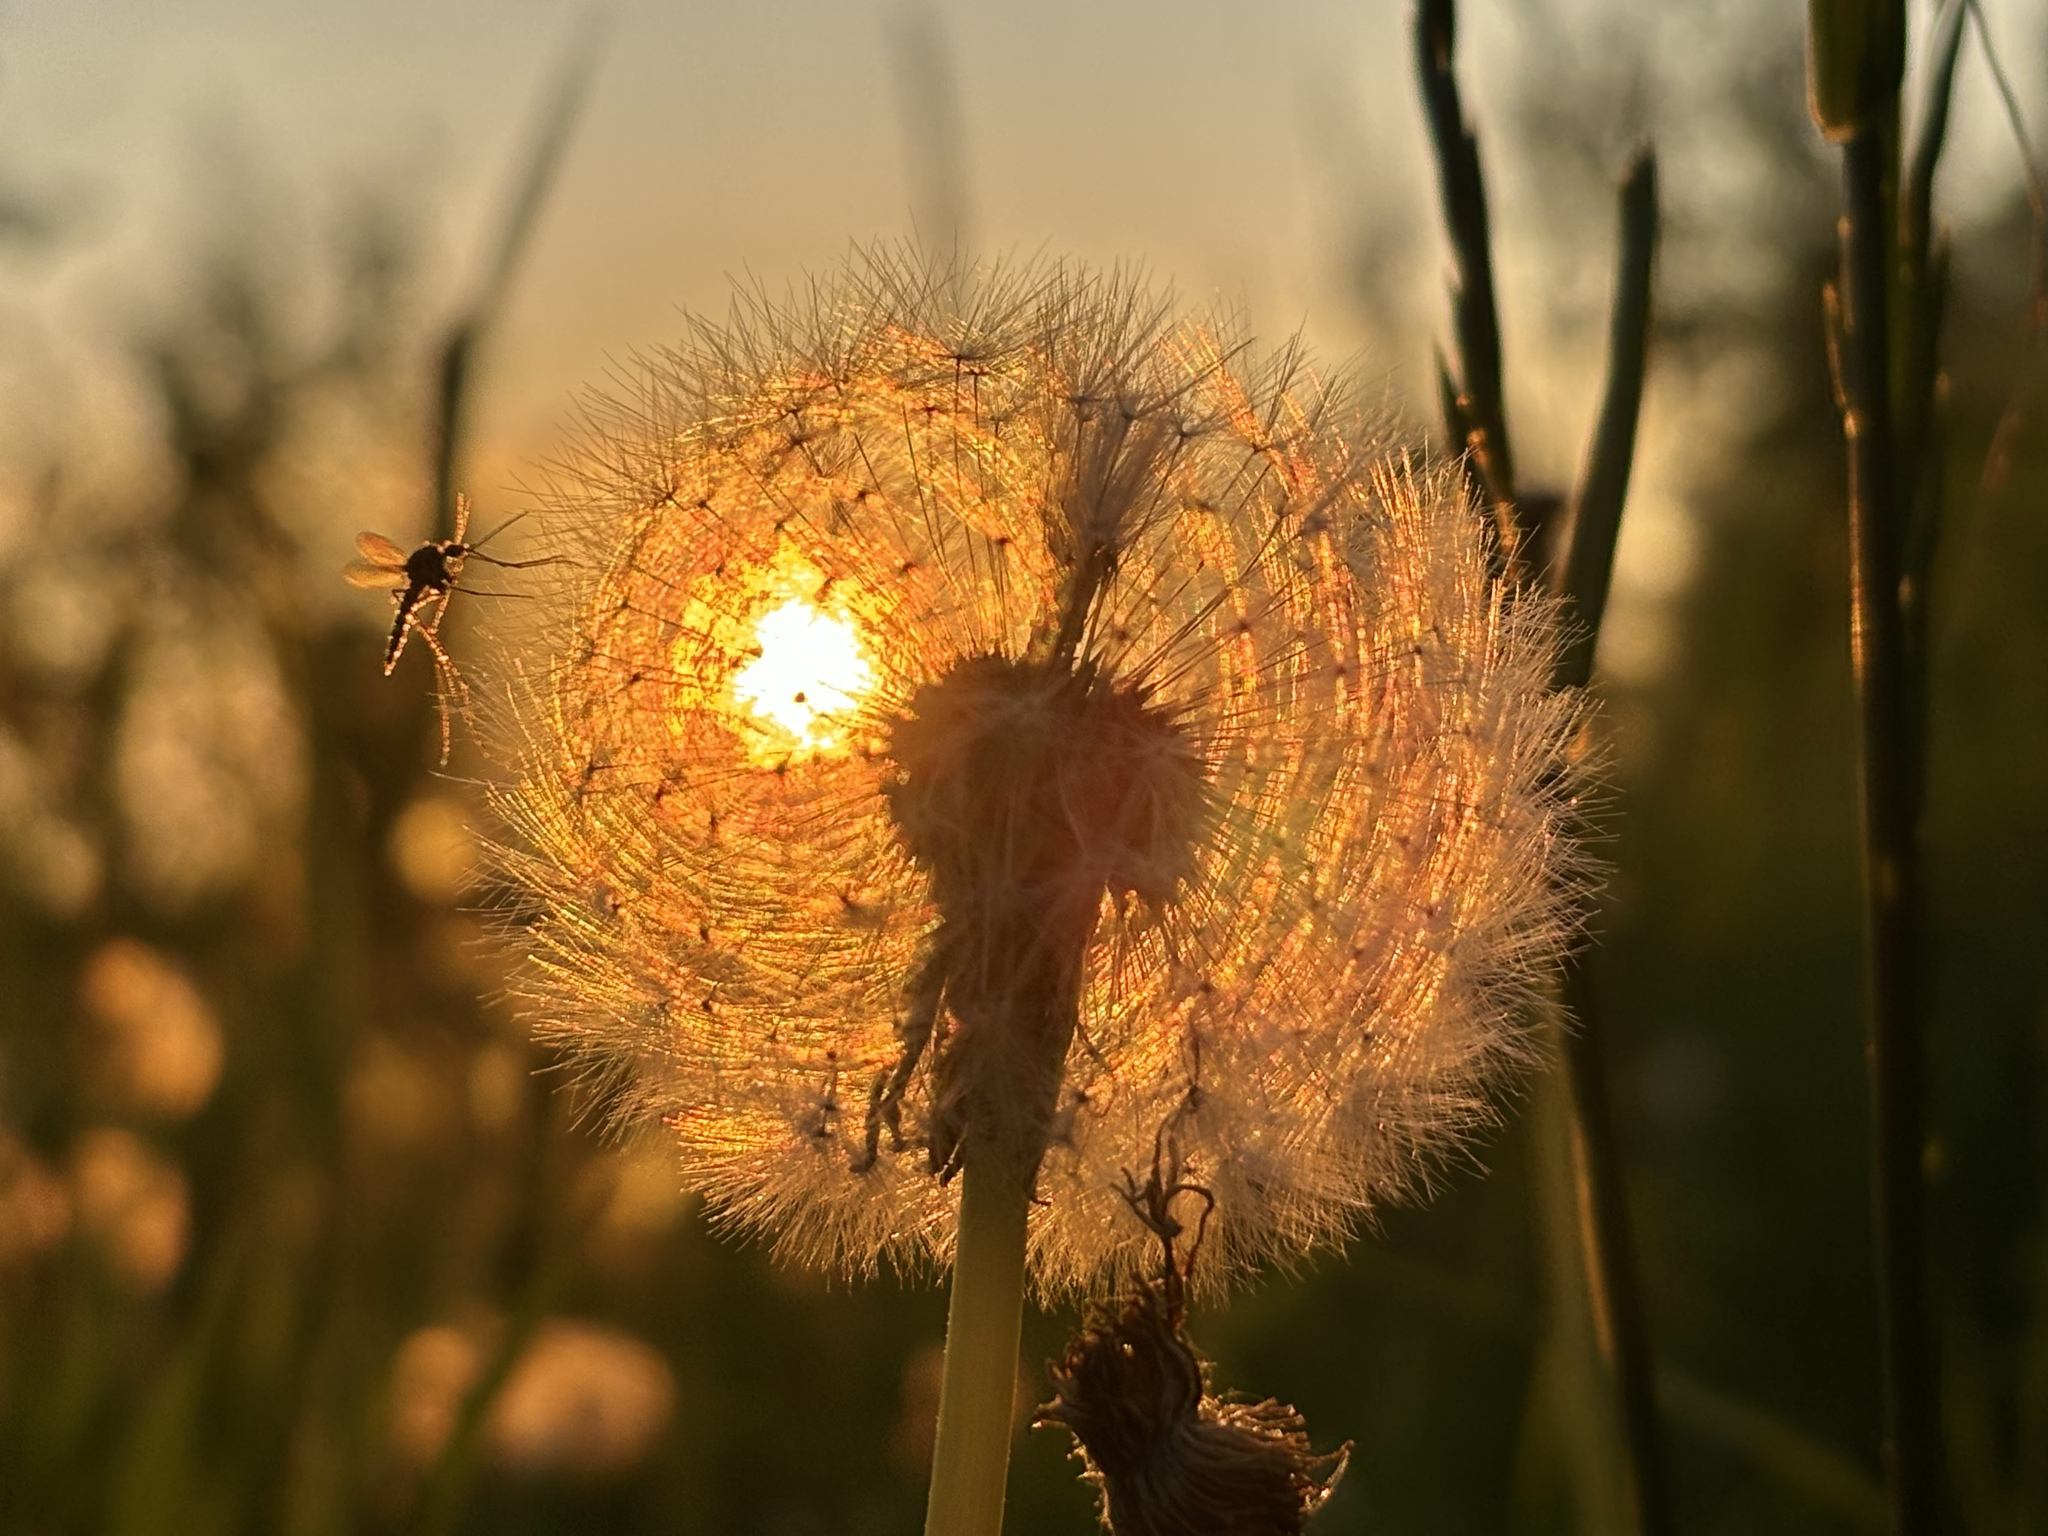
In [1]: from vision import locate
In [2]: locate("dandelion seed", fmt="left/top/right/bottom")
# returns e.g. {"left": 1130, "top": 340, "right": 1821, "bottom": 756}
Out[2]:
{"left": 497, "top": 252, "right": 1576, "bottom": 1296}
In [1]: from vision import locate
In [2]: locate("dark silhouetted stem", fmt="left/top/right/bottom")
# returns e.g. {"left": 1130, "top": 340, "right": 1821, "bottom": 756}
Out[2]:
{"left": 1559, "top": 960, "right": 1672, "bottom": 1536}
{"left": 1548, "top": 151, "right": 1670, "bottom": 1536}
{"left": 1837, "top": 124, "right": 1941, "bottom": 1536}
{"left": 1414, "top": 9, "right": 1669, "bottom": 1526}
{"left": 431, "top": 18, "right": 603, "bottom": 540}
{"left": 407, "top": 1272, "right": 564, "bottom": 1536}
{"left": 1553, "top": 153, "right": 1658, "bottom": 689}
{"left": 406, "top": 1087, "right": 579, "bottom": 1536}
{"left": 1897, "top": 0, "right": 1964, "bottom": 629}
{"left": 1414, "top": 0, "right": 1517, "bottom": 522}
{"left": 888, "top": 6, "right": 974, "bottom": 273}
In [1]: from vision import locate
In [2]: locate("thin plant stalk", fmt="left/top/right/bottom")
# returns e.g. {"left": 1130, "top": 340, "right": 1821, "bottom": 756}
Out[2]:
{"left": 1549, "top": 149, "right": 1667, "bottom": 1536}
{"left": 406, "top": 1083, "right": 581, "bottom": 1536}
{"left": 1414, "top": 0, "right": 1520, "bottom": 532}
{"left": 1552, "top": 151, "right": 1658, "bottom": 688}
{"left": 924, "top": 1145, "right": 1030, "bottom": 1536}
{"left": 1413, "top": 4, "right": 1670, "bottom": 1529}
{"left": 430, "top": 17, "right": 603, "bottom": 541}
{"left": 1836, "top": 120, "right": 1942, "bottom": 1536}
{"left": 1558, "top": 955, "right": 1670, "bottom": 1536}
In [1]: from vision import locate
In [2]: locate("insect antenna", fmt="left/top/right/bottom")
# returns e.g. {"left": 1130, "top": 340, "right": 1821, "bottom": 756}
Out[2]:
{"left": 466, "top": 507, "right": 573, "bottom": 571}
{"left": 467, "top": 506, "right": 531, "bottom": 549}
{"left": 469, "top": 551, "right": 571, "bottom": 572}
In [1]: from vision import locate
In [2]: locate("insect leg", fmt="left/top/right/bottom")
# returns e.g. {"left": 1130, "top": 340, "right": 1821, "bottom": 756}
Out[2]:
{"left": 414, "top": 617, "right": 469, "bottom": 767}
{"left": 383, "top": 587, "right": 426, "bottom": 675}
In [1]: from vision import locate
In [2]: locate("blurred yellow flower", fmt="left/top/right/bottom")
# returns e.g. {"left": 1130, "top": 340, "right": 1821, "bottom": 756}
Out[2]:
{"left": 0, "top": 1130, "right": 70, "bottom": 1265}
{"left": 79, "top": 937, "right": 223, "bottom": 1120}
{"left": 387, "top": 1318, "right": 675, "bottom": 1480}
{"left": 489, "top": 1319, "right": 676, "bottom": 1478}
{"left": 497, "top": 254, "right": 1576, "bottom": 1295}
{"left": 72, "top": 1126, "right": 189, "bottom": 1290}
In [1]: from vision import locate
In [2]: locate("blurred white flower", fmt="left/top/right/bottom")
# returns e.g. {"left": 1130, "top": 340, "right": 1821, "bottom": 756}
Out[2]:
{"left": 114, "top": 620, "right": 303, "bottom": 910}
{"left": 388, "top": 1324, "right": 479, "bottom": 1470}
{"left": 345, "top": 1035, "right": 445, "bottom": 1151}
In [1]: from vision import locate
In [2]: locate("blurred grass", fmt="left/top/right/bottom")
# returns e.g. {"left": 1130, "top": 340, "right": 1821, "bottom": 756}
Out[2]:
{"left": 0, "top": 8, "right": 2041, "bottom": 1536}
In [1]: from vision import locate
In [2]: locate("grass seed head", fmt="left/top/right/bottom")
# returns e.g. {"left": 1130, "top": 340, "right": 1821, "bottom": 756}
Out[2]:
{"left": 494, "top": 251, "right": 1579, "bottom": 1296}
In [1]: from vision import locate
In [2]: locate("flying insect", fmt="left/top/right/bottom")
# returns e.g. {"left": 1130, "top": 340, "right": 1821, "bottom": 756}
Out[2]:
{"left": 345, "top": 495, "right": 562, "bottom": 758}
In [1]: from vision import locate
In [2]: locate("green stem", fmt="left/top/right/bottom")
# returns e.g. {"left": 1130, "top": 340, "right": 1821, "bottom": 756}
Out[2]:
{"left": 1838, "top": 123, "right": 1942, "bottom": 1536}
{"left": 925, "top": 1144, "right": 1030, "bottom": 1536}
{"left": 429, "top": 19, "right": 601, "bottom": 541}
{"left": 1414, "top": 0, "right": 1517, "bottom": 514}
{"left": 1559, "top": 958, "right": 1673, "bottom": 1536}
{"left": 1549, "top": 153, "right": 1671, "bottom": 1536}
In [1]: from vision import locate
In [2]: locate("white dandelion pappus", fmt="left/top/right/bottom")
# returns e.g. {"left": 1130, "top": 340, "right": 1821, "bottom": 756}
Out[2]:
{"left": 494, "top": 253, "right": 1578, "bottom": 1298}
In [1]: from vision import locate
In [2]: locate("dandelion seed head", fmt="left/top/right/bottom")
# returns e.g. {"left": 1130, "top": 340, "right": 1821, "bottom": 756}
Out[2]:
{"left": 494, "top": 252, "right": 1579, "bottom": 1296}
{"left": 728, "top": 559, "right": 875, "bottom": 755}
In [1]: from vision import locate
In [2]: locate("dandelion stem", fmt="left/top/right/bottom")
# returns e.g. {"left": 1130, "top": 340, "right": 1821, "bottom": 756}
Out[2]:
{"left": 924, "top": 1141, "right": 1029, "bottom": 1536}
{"left": 1835, "top": 120, "right": 1943, "bottom": 1536}
{"left": 408, "top": 1082, "right": 579, "bottom": 1536}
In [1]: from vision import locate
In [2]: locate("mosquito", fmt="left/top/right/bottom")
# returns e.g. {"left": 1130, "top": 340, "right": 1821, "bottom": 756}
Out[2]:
{"left": 345, "top": 494, "right": 564, "bottom": 759}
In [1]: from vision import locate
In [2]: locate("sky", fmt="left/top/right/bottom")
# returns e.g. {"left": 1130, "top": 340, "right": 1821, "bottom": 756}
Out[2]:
{"left": 0, "top": 0, "right": 2039, "bottom": 680}
{"left": 0, "top": 0, "right": 1427, "bottom": 458}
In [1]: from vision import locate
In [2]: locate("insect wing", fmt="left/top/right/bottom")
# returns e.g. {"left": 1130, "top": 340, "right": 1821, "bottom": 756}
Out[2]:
{"left": 345, "top": 561, "right": 409, "bottom": 589}
{"left": 355, "top": 530, "right": 409, "bottom": 565}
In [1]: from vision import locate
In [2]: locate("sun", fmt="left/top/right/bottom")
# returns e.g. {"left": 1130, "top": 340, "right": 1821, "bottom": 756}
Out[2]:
{"left": 731, "top": 597, "right": 874, "bottom": 755}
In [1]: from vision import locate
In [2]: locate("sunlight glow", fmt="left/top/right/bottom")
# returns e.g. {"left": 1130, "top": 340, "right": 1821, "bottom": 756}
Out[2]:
{"left": 732, "top": 600, "right": 873, "bottom": 754}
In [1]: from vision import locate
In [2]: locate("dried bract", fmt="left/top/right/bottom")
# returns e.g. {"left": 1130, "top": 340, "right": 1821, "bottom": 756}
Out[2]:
{"left": 1040, "top": 1270, "right": 1346, "bottom": 1536}
{"left": 495, "top": 253, "right": 1577, "bottom": 1293}
{"left": 1038, "top": 1151, "right": 1349, "bottom": 1535}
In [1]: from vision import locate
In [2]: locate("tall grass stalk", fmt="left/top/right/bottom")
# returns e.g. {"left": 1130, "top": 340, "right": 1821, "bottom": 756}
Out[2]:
{"left": 1550, "top": 153, "right": 1668, "bottom": 1536}
{"left": 430, "top": 18, "right": 602, "bottom": 542}
{"left": 1838, "top": 113, "right": 1944, "bottom": 1536}
{"left": 1838, "top": 119, "right": 1941, "bottom": 1536}
{"left": 1414, "top": 0, "right": 1519, "bottom": 534}
{"left": 1809, "top": 2, "right": 1957, "bottom": 1526}
{"left": 1413, "top": 3, "right": 1669, "bottom": 1529}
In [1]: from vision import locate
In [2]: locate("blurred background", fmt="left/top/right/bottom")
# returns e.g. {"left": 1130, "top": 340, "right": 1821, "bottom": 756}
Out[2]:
{"left": 0, "top": 0, "right": 2041, "bottom": 1532}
